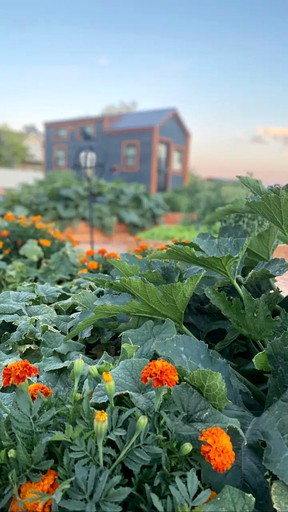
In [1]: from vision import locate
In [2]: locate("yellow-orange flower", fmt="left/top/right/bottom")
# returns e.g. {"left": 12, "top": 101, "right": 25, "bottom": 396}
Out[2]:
{"left": 102, "top": 371, "right": 113, "bottom": 383}
{"left": 205, "top": 490, "right": 217, "bottom": 503}
{"left": 3, "top": 212, "right": 16, "bottom": 221}
{"left": 10, "top": 469, "right": 59, "bottom": 512}
{"left": 2, "top": 360, "right": 39, "bottom": 387}
{"left": 107, "top": 251, "right": 120, "bottom": 259}
{"left": 66, "top": 234, "right": 79, "bottom": 246}
{"left": 172, "top": 237, "right": 179, "bottom": 242}
{"left": 35, "top": 222, "right": 46, "bottom": 230}
{"left": 94, "top": 410, "right": 108, "bottom": 423}
{"left": 87, "top": 260, "right": 99, "bottom": 270}
{"left": 158, "top": 245, "right": 167, "bottom": 251}
{"left": 78, "top": 268, "right": 88, "bottom": 274}
{"left": 0, "top": 241, "right": 3, "bottom": 249}
{"left": 98, "top": 248, "right": 107, "bottom": 256}
{"left": 30, "top": 215, "right": 42, "bottom": 223}
{"left": 141, "top": 360, "right": 179, "bottom": 388}
{"left": 78, "top": 256, "right": 88, "bottom": 265}
{"left": 39, "top": 239, "right": 52, "bottom": 247}
{"left": 199, "top": 427, "right": 235, "bottom": 473}
{"left": 0, "top": 230, "right": 9, "bottom": 237}
{"left": 134, "top": 243, "right": 149, "bottom": 253}
{"left": 86, "top": 248, "right": 95, "bottom": 257}
{"left": 28, "top": 383, "right": 54, "bottom": 401}
{"left": 4, "top": 248, "right": 11, "bottom": 255}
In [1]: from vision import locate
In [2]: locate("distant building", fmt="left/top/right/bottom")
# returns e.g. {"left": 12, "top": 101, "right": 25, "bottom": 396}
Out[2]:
{"left": 23, "top": 125, "right": 44, "bottom": 169}
{"left": 45, "top": 108, "right": 190, "bottom": 193}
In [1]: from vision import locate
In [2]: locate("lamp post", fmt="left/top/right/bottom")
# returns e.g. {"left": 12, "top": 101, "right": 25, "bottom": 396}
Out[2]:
{"left": 79, "top": 150, "right": 97, "bottom": 251}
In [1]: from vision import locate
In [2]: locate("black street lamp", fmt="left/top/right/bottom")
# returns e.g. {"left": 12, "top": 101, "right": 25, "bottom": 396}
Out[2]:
{"left": 79, "top": 150, "right": 97, "bottom": 250}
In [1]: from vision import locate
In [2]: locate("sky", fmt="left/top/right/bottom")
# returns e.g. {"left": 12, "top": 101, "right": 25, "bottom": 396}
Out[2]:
{"left": 1, "top": 0, "right": 288, "bottom": 184}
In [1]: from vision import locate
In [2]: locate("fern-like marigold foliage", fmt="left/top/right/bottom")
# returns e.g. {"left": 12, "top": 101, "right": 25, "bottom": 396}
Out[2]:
{"left": 199, "top": 426, "right": 235, "bottom": 473}
{"left": 141, "top": 360, "right": 179, "bottom": 388}
{"left": 10, "top": 469, "right": 59, "bottom": 511}
{"left": 2, "top": 360, "right": 39, "bottom": 387}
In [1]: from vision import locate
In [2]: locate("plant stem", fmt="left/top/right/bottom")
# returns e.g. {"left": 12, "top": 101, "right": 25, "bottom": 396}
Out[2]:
{"left": 180, "top": 324, "right": 195, "bottom": 337}
{"left": 97, "top": 439, "right": 104, "bottom": 467}
{"left": 110, "top": 432, "right": 139, "bottom": 471}
{"left": 231, "top": 367, "right": 266, "bottom": 404}
{"left": 231, "top": 279, "right": 244, "bottom": 300}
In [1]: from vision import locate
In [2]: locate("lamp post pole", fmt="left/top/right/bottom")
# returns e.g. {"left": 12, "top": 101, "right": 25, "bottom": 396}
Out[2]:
{"left": 79, "top": 150, "right": 97, "bottom": 251}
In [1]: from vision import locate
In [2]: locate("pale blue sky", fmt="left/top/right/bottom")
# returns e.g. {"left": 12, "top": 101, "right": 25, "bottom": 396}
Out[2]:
{"left": 1, "top": 0, "right": 288, "bottom": 182}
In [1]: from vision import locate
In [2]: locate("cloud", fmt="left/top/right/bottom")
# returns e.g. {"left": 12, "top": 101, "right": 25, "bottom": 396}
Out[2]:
{"left": 250, "top": 135, "right": 267, "bottom": 144}
{"left": 256, "top": 126, "right": 288, "bottom": 146}
{"left": 98, "top": 56, "right": 110, "bottom": 66}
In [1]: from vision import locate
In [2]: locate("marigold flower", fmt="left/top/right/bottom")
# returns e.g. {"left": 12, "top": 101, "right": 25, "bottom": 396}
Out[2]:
{"left": 158, "top": 245, "right": 167, "bottom": 251}
{"left": 205, "top": 490, "right": 217, "bottom": 503}
{"left": 28, "top": 383, "right": 53, "bottom": 401}
{"left": 78, "top": 256, "right": 88, "bottom": 265}
{"left": 0, "top": 230, "right": 9, "bottom": 237}
{"left": 30, "top": 215, "right": 42, "bottom": 223}
{"left": 66, "top": 234, "right": 79, "bottom": 246}
{"left": 135, "top": 242, "right": 149, "bottom": 253}
{"left": 39, "top": 238, "right": 52, "bottom": 247}
{"left": 134, "top": 236, "right": 142, "bottom": 242}
{"left": 172, "top": 237, "right": 179, "bottom": 242}
{"left": 199, "top": 427, "right": 235, "bottom": 473}
{"left": 86, "top": 248, "right": 95, "bottom": 257}
{"left": 78, "top": 268, "right": 88, "bottom": 274}
{"left": 136, "top": 255, "right": 143, "bottom": 259}
{"left": 141, "top": 360, "right": 179, "bottom": 388}
{"left": 107, "top": 251, "right": 120, "bottom": 259}
{"left": 2, "top": 360, "right": 39, "bottom": 387}
{"left": 87, "top": 260, "right": 99, "bottom": 270}
{"left": 3, "top": 212, "right": 16, "bottom": 221}
{"left": 182, "top": 239, "right": 190, "bottom": 243}
{"left": 102, "top": 371, "right": 113, "bottom": 383}
{"left": 98, "top": 248, "right": 107, "bottom": 256}
{"left": 10, "top": 469, "right": 59, "bottom": 512}
{"left": 0, "top": 241, "right": 3, "bottom": 249}
{"left": 4, "top": 248, "right": 11, "bottom": 255}
{"left": 53, "top": 229, "right": 64, "bottom": 240}
{"left": 94, "top": 410, "right": 108, "bottom": 423}
{"left": 35, "top": 222, "right": 46, "bottom": 230}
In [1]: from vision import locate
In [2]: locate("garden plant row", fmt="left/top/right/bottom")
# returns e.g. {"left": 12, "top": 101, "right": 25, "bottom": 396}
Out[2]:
{"left": 0, "top": 177, "right": 288, "bottom": 511}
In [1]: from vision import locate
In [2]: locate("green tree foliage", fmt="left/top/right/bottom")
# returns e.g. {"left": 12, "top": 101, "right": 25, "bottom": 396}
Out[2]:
{"left": 0, "top": 125, "right": 29, "bottom": 167}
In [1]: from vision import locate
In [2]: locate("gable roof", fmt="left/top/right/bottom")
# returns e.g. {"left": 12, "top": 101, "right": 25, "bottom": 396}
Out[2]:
{"left": 108, "top": 108, "right": 176, "bottom": 130}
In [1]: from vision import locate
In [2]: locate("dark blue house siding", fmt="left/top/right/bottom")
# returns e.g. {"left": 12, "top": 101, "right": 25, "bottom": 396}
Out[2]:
{"left": 159, "top": 116, "right": 186, "bottom": 145}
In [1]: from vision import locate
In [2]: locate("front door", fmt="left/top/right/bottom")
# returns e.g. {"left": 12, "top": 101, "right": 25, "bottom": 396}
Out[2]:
{"left": 157, "top": 142, "right": 169, "bottom": 192}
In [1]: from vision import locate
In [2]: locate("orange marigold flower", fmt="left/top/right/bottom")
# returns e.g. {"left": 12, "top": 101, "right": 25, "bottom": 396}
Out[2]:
{"left": 4, "top": 248, "right": 11, "bottom": 255}
{"left": 199, "top": 427, "right": 235, "bottom": 473}
{"left": 136, "top": 255, "right": 143, "bottom": 259}
{"left": 94, "top": 410, "right": 108, "bottom": 423}
{"left": 30, "top": 215, "right": 42, "bottom": 223}
{"left": 2, "top": 360, "right": 39, "bottom": 387}
{"left": 87, "top": 260, "right": 99, "bottom": 270}
{"left": 182, "top": 239, "right": 190, "bottom": 243}
{"left": 107, "top": 251, "right": 120, "bottom": 259}
{"left": 39, "top": 239, "right": 52, "bottom": 247}
{"left": 35, "top": 222, "right": 46, "bottom": 230}
{"left": 3, "top": 212, "right": 16, "bottom": 221}
{"left": 86, "top": 248, "right": 95, "bottom": 257}
{"left": 102, "top": 371, "right": 113, "bottom": 383}
{"left": 10, "top": 469, "right": 59, "bottom": 512}
{"left": 0, "top": 241, "right": 3, "bottom": 249}
{"left": 66, "top": 234, "right": 79, "bottom": 246}
{"left": 98, "top": 248, "right": 107, "bottom": 256}
{"left": 0, "top": 230, "right": 9, "bottom": 237}
{"left": 134, "top": 236, "right": 141, "bottom": 242}
{"left": 205, "top": 490, "right": 217, "bottom": 503}
{"left": 28, "top": 383, "right": 54, "bottom": 401}
{"left": 135, "top": 243, "right": 149, "bottom": 253}
{"left": 78, "top": 268, "right": 88, "bottom": 274}
{"left": 158, "top": 245, "right": 167, "bottom": 251}
{"left": 53, "top": 229, "right": 64, "bottom": 240}
{"left": 172, "top": 237, "right": 179, "bottom": 242}
{"left": 78, "top": 256, "right": 88, "bottom": 265}
{"left": 141, "top": 360, "right": 179, "bottom": 388}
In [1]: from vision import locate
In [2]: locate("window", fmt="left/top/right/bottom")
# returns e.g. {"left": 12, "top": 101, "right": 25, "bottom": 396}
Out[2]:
{"left": 55, "top": 148, "right": 65, "bottom": 168}
{"left": 55, "top": 127, "right": 68, "bottom": 138}
{"left": 121, "top": 141, "right": 140, "bottom": 171}
{"left": 83, "top": 125, "right": 94, "bottom": 137}
{"left": 172, "top": 148, "right": 183, "bottom": 173}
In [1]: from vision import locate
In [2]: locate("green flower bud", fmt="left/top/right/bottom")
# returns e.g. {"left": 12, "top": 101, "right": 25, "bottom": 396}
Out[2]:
{"left": 89, "top": 365, "right": 99, "bottom": 379}
{"left": 136, "top": 415, "right": 148, "bottom": 433}
{"left": 73, "top": 358, "right": 84, "bottom": 379}
{"left": 102, "top": 372, "right": 115, "bottom": 404}
{"left": 179, "top": 442, "right": 193, "bottom": 456}
{"left": 94, "top": 410, "right": 108, "bottom": 440}
{"left": 74, "top": 392, "right": 82, "bottom": 401}
{"left": 8, "top": 449, "right": 16, "bottom": 459}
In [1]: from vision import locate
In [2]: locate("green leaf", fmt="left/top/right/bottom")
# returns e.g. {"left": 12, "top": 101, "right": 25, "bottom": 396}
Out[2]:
{"left": 253, "top": 351, "right": 270, "bottom": 372}
{"left": 19, "top": 239, "right": 44, "bottom": 261}
{"left": 118, "top": 342, "right": 140, "bottom": 362}
{"left": 266, "top": 332, "right": 288, "bottom": 404}
{"left": 238, "top": 175, "right": 267, "bottom": 196}
{"left": 109, "top": 259, "right": 141, "bottom": 277}
{"left": 207, "top": 287, "right": 278, "bottom": 342}
{"left": 186, "top": 369, "right": 228, "bottom": 411}
{"left": 272, "top": 481, "right": 288, "bottom": 512}
{"left": 66, "top": 275, "right": 202, "bottom": 339}
{"left": 202, "top": 485, "right": 255, "bottom": 512}
{"left": 244, "top": 258, "right": 288, "bottom": 284}
{"left": 245, "top": 225, "right": 279, "bottom": 266}
{"left": 246, "top": 189, "right": 288, "bottom": 240}
{"left": 121, "top": 319, "right": 177, "bottom": 358}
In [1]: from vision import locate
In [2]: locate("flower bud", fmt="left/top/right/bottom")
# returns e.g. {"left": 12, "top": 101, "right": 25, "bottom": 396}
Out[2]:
{"left": 102, "top": 372, "right": 115, "bottom": 403}
{"left": 8, "top": 449, "right": 16, "bottom": 459}
{"left": 94, "top": 410, "right": 108, "bottom": 440}
{"left": 74, "top": 393, "right": 82, "bottom": 401}
{"left": 136, "top": 415, "right": 148, "bottom": 433}
{"left": 89, "top": 365, "right": 99, "bottom": 379}
{"left": 73, "top": 358, "right": 84, "bottom": 379}
{"left": 179, "top": 442, "right": 193, "bottom": 456}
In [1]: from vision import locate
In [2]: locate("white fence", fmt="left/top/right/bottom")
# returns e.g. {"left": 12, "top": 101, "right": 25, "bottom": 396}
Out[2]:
{"left": 0, "top": 168, "right": 44, "bottom": 191}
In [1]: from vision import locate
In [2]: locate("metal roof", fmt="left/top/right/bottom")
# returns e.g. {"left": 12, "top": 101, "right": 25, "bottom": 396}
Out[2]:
{"left": 108, "top": 108, "right": 175, "bottom": 130}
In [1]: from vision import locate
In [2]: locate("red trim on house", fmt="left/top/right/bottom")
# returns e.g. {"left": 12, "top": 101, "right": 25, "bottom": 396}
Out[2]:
{"left": 121, "top": 140, "right": 140, "bottom": 172}
{"left": 53, "top": 144, "right": 68, "bottom": 171}
{"left": 183, "top": 133, "right": 191, "bottom": 184}
{"left": 157, "top": 110, "right": 190, "bottom": 136}
{"left": 150, "top": 128, "right": 159, "bottom": 194}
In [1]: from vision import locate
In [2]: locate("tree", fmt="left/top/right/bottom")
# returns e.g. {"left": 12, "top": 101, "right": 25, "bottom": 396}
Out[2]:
{"left": 100, "top": 101, "right": 137, "bottom": 115}
{"left": 0, "top": 125, "right": 29, "bottom": 167}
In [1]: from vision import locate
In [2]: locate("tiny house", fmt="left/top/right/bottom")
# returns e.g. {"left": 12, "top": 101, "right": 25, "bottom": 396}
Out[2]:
{"left": 45, "top": 108, "right": 190, "bottom": 193}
